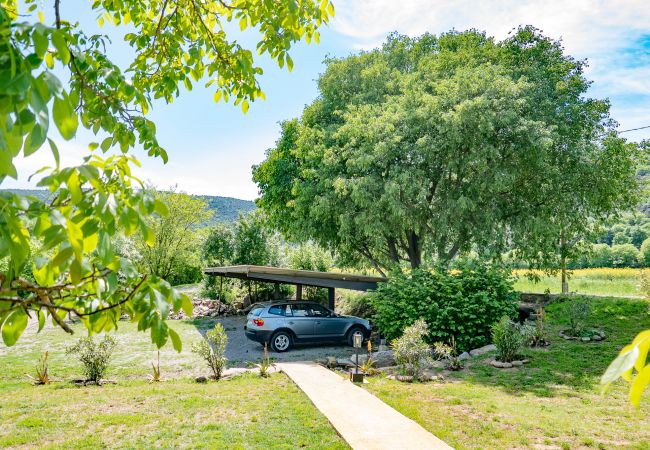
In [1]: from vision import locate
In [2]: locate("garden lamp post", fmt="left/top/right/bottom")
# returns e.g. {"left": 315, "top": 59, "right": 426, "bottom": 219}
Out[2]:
{"left": 350, "top": 333, "right": 364, "bottom": 382}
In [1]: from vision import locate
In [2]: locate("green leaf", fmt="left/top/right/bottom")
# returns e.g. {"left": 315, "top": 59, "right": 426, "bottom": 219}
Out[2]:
{"left": 2, "top": 309, "right": 28, "bottom": 347}
{"left": 37, "top": 310, "right": 46, "bottom": 332}
{"left": 48, "top": 138, "right": 60, "bottom": 167}
{"left": 168, "top": 326, "right": 182, "bottom": 352}
{"left": 150, "top": 317, "right": 168, "bottom": 349}
{"left": 181, "top": 294, "right": 193, "bottom": 316}
{"left": 51, "top": 30, "right": 70, "bottom": 64}
{"left": 630, "top": 365, "right": 650, "bottom": 408}
{"left": 601, "top": 346, "right": 639, "bottom": 388}
{"left": 52, "top": 95, "right": 78, "bottom": 140}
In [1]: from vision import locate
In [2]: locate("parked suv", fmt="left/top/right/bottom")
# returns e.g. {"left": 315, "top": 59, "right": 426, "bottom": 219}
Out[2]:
{"left": 244, "top": 301, "right": 372, "bottom": 352}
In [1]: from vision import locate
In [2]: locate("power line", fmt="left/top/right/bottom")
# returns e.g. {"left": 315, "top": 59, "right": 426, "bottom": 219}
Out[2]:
{"left": 619, "top": 125, "right": 650, "bottom": 134}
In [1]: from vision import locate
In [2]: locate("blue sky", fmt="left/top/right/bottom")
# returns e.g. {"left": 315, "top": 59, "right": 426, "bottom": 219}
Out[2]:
{"left": 6, "top": 0, "right": 650, "bottom": 200}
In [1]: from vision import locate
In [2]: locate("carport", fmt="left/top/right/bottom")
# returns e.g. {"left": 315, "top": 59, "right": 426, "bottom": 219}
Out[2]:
{"left": 204, "top": 265, "right": 387, "bottom": 310}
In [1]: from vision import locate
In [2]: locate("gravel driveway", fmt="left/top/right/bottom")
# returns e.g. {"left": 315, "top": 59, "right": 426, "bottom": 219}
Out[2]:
{"left": 193, "top": 316, "right": 354, "bottom": 367}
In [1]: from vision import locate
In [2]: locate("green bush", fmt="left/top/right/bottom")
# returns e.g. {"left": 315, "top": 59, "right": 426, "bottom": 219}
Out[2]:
{"left": 587, "top": 243, "right": 613, "bottom": 267}
{"left": 639, "top": 238, "right": 650, "bottom": 267}
{"left": 66, "top": 335, "right": 117, "bottom": 383}
{"left": 491, "top": 316, "right": 524, "bottom": 362}
{"left": 370, "top": 263, "right": 518, "bottom": 352}
{"left": 610, "top": 244, "right": 639, "bottom": 268}
{"left": 337, "top": 291, "right": 375, "bottom": 318}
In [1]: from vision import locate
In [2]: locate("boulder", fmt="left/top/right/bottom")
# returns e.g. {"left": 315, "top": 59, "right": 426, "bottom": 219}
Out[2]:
{"left": 491, "top": 360, "right": 513, "bottom": 368}
{"left": 351, "top": 350, "right": 395, "bottom": 368}
{"left": 195, "top": 376, "right": 208, "bottom": 383}
{"left": 511, "top": 360, "right": 524, "bottom": 367}
{"left": 469, "top": 344, "right": 496, "bottom": 357}
{"left": 458, "top": 352, "right": 471, "bottom": 360}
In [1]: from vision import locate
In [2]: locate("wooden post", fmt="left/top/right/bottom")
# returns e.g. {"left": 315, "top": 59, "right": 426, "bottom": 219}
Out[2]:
{"left": 296, "top": 284, "right": 302, "bottom": 301}
{"left": 328, "top": 287, "right": 335, "bottom": 310}
{"left": 274, "top": 282, "right": 280, "bottom": 300}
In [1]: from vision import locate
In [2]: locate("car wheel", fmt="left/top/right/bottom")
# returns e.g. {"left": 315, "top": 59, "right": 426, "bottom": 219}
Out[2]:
{"left": 270, "top": 331, "right": 293, "bottom": 352}
{"left": 347, "top": 326, "right": 366, "bottom": 347}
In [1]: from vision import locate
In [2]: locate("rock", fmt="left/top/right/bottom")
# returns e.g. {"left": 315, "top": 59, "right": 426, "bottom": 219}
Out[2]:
{"left": 469, "top": 344, "right": 496, "bottom": 357}
{"left": 352, "top": 350, "right": 395, "bottom": 368}
{"left": 511, "top": 360, "right": 523, "bottom": 366}
{"left": 592, "top": 335, "right": 603, "bottom": 341}
{"left": 458, "top": 352, "right": 471, "bottom": 360}
{"left": 521, "top": 359, "right": 530, "bottom": 364}
{"left": 422, "top": 360, "right": 446, "bottom": 369}
{"left": 491, "top": 360, "right": 513, "bottom": 369}
{"left": 581, "top": 336, "right": 591, "bottom": 342}
{"left": 337, "top": 358, "right": 356, "bottom": 368}
{"left": 195, "top": 376, "right": 208, "bottom": 383}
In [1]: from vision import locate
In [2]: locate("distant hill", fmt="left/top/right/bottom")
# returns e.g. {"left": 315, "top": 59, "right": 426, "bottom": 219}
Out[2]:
{"left": 1, "top": 189, "right": 255, "bottom": 223}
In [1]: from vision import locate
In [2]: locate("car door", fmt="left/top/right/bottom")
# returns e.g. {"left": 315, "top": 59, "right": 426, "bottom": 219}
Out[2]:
{"left": 287, "top": 303, "right": 315, "bottom": 339}
{"left": 311, "top": 304, "right": 348, "bottom": 339}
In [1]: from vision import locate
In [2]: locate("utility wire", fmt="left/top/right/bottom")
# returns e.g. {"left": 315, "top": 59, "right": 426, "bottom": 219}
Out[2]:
{"left": 619, "top": 125, "right": 650, "bottom": 134}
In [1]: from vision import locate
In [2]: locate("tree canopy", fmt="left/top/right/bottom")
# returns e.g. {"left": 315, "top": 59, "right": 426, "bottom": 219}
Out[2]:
{"left": 0, "top": 0, "right": 333, "bottom": 347}
{"left": 253, "top": 28, "right": 642, "bottom": 274}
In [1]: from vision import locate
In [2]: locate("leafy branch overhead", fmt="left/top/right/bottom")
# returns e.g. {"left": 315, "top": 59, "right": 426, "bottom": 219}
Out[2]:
{"left": 0, "top": 0, "right": 332, "bottom": 347}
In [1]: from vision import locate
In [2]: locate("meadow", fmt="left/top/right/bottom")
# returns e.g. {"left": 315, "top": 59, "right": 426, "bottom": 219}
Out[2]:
{"left": 514, "top": 268, "right": 645, "bottom": 298}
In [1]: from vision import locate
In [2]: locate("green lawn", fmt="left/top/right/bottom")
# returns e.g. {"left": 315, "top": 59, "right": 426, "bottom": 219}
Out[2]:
{"left": 514, "top": 268, "right": 644, "bottom": 298}
{"left": 364, "top": 296, "right": 650, "bottom": 449}
{"left": 0, "top": 320, "right": 347, "bottom": 449}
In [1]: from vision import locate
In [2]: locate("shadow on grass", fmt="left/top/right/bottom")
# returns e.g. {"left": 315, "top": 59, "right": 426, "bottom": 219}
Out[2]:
{"left": 452, "top": 296, "right": 650, "bottom": 397}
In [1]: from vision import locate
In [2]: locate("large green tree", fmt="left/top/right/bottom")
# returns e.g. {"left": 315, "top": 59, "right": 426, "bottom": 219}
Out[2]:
{"left": 253, "top": 28, "right": 642, "bottom": 275}
{"left": 0, "top": 0, "right": 333, "bottom": 347}
{"left": 135, "top": 188, "right": 212, "bottom": 284}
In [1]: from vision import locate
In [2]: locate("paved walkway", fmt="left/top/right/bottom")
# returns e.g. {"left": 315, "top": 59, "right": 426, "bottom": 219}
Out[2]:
{"left": 279, "top": 362, "right": 453, "bottom": 450}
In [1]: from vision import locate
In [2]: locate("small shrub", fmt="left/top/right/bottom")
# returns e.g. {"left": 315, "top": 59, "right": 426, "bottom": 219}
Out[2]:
{"left": 26, "top": 351, "right": 50, "bottom": 385}
{"left": 371, "top": 263, "right": 517, "bottom": 352}
{"left": 254, "top": 343, "right": 275, "bottom": 377}
{"left": 567, "top": 299, "right": 591, "bottom": 336}
{"left": 66, "top": 335, "right": 117, "bottom": 383}
{"left": 148, "top": 351, "right": 162, "bottom": 383}
{"left": 192, "top": 323, "right": 228, "bottom": 380}
{"left": 391, "top": 319, "right": 431, "bottom": 380}
{"left": 433, "top": 336, "right": 463, "bottom": 370}
{"left": 491, "top": 316, "right": 524, "bottom": 363}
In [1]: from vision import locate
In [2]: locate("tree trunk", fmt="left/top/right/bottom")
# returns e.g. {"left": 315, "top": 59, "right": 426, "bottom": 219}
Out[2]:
{"left": 560, "top": 232, "right": 569, "bottom": 294}
{"left": 406, "top": 231, "right": 421, "bottom": 269}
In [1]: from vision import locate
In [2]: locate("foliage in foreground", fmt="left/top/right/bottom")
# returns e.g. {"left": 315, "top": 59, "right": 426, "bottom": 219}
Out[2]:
{"left": 0, "top": 0, "right": 333, "bottom": 347}
{"left": 371, "top": 263, "right": 517, "bottom": 351}
{"left": 602, "top": 329, "right": 650, "bottom": 407}
{"left": 192, "top": 323, "right": 228, "bottom": 380}
{"left": 66, "top": 335, "right": 117, "bottom": 383}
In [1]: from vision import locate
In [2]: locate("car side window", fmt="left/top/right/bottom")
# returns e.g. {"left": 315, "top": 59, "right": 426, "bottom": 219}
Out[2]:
{"left": 290, "top": 303, "right": 311, "bottom": 317}
{"left": 268, "top": 304, "right": 289, "bottom": 316}
{"left": 309, "top": 304, "right": 331, "bottom": 317}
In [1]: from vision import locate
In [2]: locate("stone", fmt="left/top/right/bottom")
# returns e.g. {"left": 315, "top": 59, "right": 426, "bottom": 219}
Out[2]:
{"left": 592, "top": 335, "right": 603, "bottom": 341}
{"left": 422, "top": 360, "right": 446, "bottom": 369}
{"left": 521, "top": 359, "right": 530, "bottom": 364}
{"left": 337, "top": 358, "right": 356, "bottom": 368}
{"left": 581, "top": 336, "right": 591, "bottom": 342}
{"left": 458, "top": 352, "right": 471, "bottom": 360}
{"left": 491, "top": 360, "right": 513, "bottom": 369}
{"left": 195, "top": 376, "right": 208, "bottom": 383}
{"left": 469, "top": 344, "right": 496, "bottom": 357}
{"left": 511, "top": 360, "right": 523, "bottom": 366}
{"left": 352, "top": 350, "right": 395, "bottom": 368}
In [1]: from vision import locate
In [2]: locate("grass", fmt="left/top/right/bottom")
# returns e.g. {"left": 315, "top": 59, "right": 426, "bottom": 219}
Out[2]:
{"left": 364, "top": 296, "right": 650, "bottom": 449}
{"left": 0, "top": 320, "right": 347, "bottom": 449}
{"left": 514, "top": 268, "right": 645, "bottom": 297}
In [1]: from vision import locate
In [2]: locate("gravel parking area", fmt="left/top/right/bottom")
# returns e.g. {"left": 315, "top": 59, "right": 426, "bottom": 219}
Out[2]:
{"left": 191, "top": 316, "right": 354, "bottom": 367}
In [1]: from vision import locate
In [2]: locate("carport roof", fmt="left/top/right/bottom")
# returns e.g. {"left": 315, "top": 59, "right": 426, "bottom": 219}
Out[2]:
{"left": 204, "top": 265, "right": 386, "bottom": 291}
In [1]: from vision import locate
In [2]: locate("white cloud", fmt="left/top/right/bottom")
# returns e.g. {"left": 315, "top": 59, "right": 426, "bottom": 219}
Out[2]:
{"left": 331, "top": 0, "right": 650, "bottom": 138}
{"left": 331, "top": 0, "right": 650, "bottom": 55}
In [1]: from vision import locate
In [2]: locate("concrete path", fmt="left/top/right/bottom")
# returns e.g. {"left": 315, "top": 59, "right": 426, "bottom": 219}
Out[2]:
{"left": 279, "top": 362, "right": 453, "bottom": 450}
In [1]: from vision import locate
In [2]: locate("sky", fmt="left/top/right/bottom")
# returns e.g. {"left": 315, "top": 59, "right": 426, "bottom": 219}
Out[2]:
{"left": 5, "top": 0, "right": 650, "bottom": 200}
